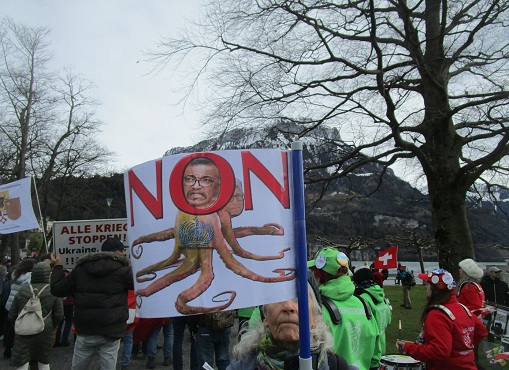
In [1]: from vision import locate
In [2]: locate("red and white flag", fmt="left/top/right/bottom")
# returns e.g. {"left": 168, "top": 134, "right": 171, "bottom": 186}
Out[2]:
{"left": 0, "top": 177, "right": 39, "bottom": 234}
{"left": 374, "top": 245, "right": 398, "bottom": 269}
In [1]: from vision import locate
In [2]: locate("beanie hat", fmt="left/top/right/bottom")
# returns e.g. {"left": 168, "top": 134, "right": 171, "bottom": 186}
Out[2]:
{"left": 418, "top": 269, "right": 456, "bottom": 291}
{"left": 459, "top": 258, "right": 483, "bottom": 280}
{"left": 353, "top": 266, "right": 375, "bottom": 285}
{"left": 308, "top": 248, "right": 349, "bottom": 275}
{"left": 30, "top": 262, "right": 51, "bottom": 284}
{"left": 101, "top": 237, "right": 125, "bottom": 252}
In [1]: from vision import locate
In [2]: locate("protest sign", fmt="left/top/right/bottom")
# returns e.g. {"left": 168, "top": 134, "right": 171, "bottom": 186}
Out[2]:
{"left": 52, "top": 218, "right": 127, "bottom": 269}
{"left": 0, "top": 178, "right": 39, "bottom": 234}
{"left": 125, "top": 149, "right": 297, "bottom": 318}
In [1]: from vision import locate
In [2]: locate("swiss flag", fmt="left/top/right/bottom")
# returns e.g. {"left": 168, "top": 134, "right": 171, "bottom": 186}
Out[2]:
{"left": 374, "top": 245, "right": 398, "bottom": 269}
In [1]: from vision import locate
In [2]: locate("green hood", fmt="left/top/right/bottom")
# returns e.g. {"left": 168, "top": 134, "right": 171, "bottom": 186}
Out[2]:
{"left": 319, "top": 274, "right": 354, "bottom": 301}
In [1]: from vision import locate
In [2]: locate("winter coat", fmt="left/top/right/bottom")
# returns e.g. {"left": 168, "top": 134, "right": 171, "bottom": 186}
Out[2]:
{"left": 355, "top": 284, "right": 392, "bottom": 368}
{"left": 0, "top": 274, "right": 10, "bottom": 309}
{"left": 50, "top": 251, "right": 133, "bottom": 338}
{"left": 5, "top": 272, "right": 31, "bottom": 311}
{"left": 320, "top": 275, "right": 379, "bottom": 370}
{"left": 403, "top": 293, "right": 488, "bottom": 370}
{"left": 480, "top": 275, "right": 509, "bottom": 306}
{"left": 457, "top": 281, "right": 485, "bottom": 315}
{"left": 8, "top": 263, "right": 63, "bottom": 367}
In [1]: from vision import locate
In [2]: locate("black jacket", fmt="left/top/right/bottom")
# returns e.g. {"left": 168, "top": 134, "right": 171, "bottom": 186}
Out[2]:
{"left": 0, "top": 275, "right": 10, "bottom": 309}
{"left": 50, "top": 252, "right": 134, "bottom": 338}
{"left": 480, "top": 275, "right": 509, "bottom": 306}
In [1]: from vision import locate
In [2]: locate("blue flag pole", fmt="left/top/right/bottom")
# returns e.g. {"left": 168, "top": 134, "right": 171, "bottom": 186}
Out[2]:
{"left": 291, "top": 141, "right": 312, "bottom": 370}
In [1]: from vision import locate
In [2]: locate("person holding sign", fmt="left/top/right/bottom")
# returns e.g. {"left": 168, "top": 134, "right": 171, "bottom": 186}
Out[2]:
{"left": 396, "top": 269, "right": 488, "bottom": 370}
{"left": 227, "top": 278, "right": 355, "bottom": 370}
{"left": 50, "top": 237, "right": 133, "bottom": 370}
{"left": 134, "top": 157, "right": 295, "bottom": 314}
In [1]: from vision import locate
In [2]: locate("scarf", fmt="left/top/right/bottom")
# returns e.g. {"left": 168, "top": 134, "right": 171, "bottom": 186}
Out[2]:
{"left": 256, "top": 332, "right": 299, "bottom": 370}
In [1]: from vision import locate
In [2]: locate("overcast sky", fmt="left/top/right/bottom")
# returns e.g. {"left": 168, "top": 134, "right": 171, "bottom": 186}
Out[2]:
{"left": 3, "top": 0, "right": 204, "bottom": 172}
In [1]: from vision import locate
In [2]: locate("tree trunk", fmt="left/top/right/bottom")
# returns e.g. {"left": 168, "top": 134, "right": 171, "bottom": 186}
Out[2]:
{"left": 428, "top": 181, "right": 473, "bottom": 278}
{"left": 418, "top": 248, "right": 425, "bottom": 274}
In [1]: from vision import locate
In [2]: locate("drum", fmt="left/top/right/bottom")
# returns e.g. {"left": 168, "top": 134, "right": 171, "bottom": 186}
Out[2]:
{"left": 379, "top": 354, "right": 424, "bottom": 370}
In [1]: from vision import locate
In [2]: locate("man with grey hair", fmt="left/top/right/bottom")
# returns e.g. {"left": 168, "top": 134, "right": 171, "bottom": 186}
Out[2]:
{"left": 481, "top": 266, "right": 509, "bottom": 305}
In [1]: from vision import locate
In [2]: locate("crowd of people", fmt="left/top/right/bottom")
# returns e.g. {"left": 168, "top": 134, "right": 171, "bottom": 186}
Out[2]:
{"left": 0, "top": 242, "right": 507, "bottom": 369}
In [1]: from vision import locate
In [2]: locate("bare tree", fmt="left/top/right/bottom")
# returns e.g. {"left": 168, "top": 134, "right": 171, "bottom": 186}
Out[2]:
{"left": 314, "top": 235, "right": 377, "bottom": 262}
{"left": 0, "top": 18, "right": 111, "bottom": 262}
{"left": 386, "top": 231, "right": 435, "bottom": 274}
{"left": 150, "top": 0, "right": 509, "bottom": 273}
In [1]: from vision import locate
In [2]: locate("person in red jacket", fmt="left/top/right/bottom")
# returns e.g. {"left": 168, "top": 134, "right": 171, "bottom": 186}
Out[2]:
{"left": 457, "top": 258, "right": 485, "bottom": 316}
{"left": 456, "top": 258, "right": 486, "bottom": 370}
{"left": 396, "top": 269, "right": 488, "bottom": 370}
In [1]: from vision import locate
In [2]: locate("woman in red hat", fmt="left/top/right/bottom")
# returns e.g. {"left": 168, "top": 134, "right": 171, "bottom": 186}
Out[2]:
{"left": 396, "top": 269, "right": 488, "bottom": 370}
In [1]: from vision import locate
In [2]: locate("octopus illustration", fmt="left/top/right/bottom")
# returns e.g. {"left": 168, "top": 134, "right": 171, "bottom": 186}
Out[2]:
{"left": 133, "top": 181, "right": 295, "bottom": 314}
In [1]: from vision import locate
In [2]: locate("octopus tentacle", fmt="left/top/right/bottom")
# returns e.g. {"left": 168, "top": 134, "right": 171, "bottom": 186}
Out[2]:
{"left": 215, "top": 241, "right": 296, "bottom": 282}
{"left": 135, "top": 258, "right": 200, "bottom": 297}
{"left": 176, "top": 290, "right": 236, "bottom": 315}
{"left": 136, "top": 251, "right": 184, "bottom": 282}
{"left": 131, "top": 244, "right": 143, "bottom": 259}
{"left": 273, "top": 268, "right": 295, "bottom": 276}
{"left": 137, "top": 271, "right": 157, "bottom": 283}
{"left": 175, "top": 255, "right": 236, "bottom": 314}
{"left": 221, "top": 220, "right": 288, "bottom": 261}
{"left": 136, "top": 257, "right": 186, "bottom": 282}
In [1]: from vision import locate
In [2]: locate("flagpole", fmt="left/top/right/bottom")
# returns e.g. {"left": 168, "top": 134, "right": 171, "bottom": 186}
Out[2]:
{"left": 32, "top": 177, "right": 49, "bottom": 253}
{"left": 291, "top": 141, "right": 312, "bottom": 370}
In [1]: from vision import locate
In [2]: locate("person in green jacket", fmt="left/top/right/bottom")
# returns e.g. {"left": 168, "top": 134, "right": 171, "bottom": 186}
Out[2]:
{"left": 308, "top": 248, "right": 379, "bottom": 370}
{"left": 352, "top": 267, "right": 393, "bottom": 369}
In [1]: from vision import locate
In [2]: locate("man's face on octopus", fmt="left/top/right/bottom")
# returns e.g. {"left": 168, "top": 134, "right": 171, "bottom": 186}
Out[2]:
{"left": 183, "top": 158, "right": 221, "bottom": 209}
{"left": 223, "top": 185, "right": 244, "bottom": 218}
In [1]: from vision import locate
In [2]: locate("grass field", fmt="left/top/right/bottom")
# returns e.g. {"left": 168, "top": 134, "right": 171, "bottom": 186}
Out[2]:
{"left": 383, "top": 284, "right": 427, "bottom": 352}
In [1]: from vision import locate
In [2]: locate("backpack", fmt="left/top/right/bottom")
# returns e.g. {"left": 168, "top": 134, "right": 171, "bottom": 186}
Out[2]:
{"left": 406, "top": 272, "right": 416, "bottom": 286}
{"left": 322, "top": 295, "right": 372, "bottom": 325}
{"left": 14, "top": 284, "right": 51, "bottom": 335}
{"left": 204, "top": 310, "right": 235, "bottom": 332}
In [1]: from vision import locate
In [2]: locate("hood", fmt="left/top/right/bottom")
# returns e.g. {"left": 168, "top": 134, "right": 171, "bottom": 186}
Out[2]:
{"left": 76, "top": 251, "right": 130, "bottom": 277}
{"left": 13, "top": 271, "right": 31, "bottom": 285}
{"left": 363, "top": 284, "right": 386, "bottom": 302}
{"left": 31, "top": 262, "right": 51, "bottom": 284}
{"left": 319, "top": 274, "right": 355, "bottom": 301}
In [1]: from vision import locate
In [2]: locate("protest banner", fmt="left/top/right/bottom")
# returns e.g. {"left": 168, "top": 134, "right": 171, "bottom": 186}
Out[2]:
{"left": 0, "top": 177, "right": 39, "bottom": 234}
{"left": 52, "top": 218, "right": 127, "bottom": 269}
{"left": 125, "top": 149, "right": 298, "bottom": 318}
